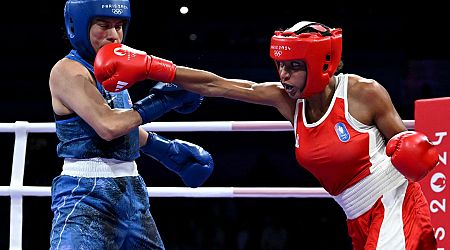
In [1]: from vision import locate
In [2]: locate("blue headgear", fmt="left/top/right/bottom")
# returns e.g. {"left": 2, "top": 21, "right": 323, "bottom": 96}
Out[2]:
{"left": 64, "top": 0, "right": 131, "bottom": 61}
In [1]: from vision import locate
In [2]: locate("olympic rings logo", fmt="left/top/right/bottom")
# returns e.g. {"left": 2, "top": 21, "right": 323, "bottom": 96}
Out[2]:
{"left": 273, "top": 50, "right": 282, "bottom": 57}
{"left": 112, "top": 9, "right": 123, "bottom": 15}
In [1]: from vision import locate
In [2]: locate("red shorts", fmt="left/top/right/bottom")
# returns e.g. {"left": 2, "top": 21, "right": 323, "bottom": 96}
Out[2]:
{"left": 346, "top": 181, "right": 437, "bottom": 250}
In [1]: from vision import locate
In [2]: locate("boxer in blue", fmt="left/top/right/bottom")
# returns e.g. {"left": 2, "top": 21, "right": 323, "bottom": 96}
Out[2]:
{"left": 48, "top": 0, "right": 214, "bottom": 249}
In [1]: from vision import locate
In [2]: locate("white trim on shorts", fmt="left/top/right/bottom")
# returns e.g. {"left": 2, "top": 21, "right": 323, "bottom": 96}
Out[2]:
{"left": 62, "top": 157, "right": 139, "bottom": 178}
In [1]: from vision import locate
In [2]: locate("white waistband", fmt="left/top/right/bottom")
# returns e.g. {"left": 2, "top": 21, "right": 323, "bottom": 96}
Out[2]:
{"left": 333, "top": 159, "right": 407, "bottom": 219}
{"left": 62, "top": 158, "right": 139, "bottom": 178}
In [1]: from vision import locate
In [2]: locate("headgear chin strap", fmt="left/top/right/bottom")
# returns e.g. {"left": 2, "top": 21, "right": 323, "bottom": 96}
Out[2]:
{"left": 270, "top": 21, "right": 342, "bottom": 98}
{"left": 64, "top": 0, "right": 131, "bottom": 61}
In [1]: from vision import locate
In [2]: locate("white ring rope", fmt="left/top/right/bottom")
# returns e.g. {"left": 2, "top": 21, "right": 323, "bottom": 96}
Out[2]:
{"left": 0, "top": 186, "right": 331, "bottom": 198}
{"left": 1, "top": 120, "right": 415, "bottom": 250}
{"left": 0, "top": 120, "right": 415, "bottom": 132}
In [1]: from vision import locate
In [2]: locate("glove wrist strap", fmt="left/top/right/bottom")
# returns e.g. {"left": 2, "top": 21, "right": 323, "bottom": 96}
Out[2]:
{"left": 147, "top": 56, "right": 177, "bottom": 83}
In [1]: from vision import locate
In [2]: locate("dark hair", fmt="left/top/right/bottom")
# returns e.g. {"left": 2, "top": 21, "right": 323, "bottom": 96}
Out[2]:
{"left": 335, "top": 60, "right": 344, "bottom": 74}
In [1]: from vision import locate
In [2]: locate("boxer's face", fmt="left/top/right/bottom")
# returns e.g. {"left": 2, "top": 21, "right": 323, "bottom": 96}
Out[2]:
{"left": 90, "top": 18, "right": 126, "bottom": 53}
{"left": 278, "top": 60, "right": 307, "bottom": 99}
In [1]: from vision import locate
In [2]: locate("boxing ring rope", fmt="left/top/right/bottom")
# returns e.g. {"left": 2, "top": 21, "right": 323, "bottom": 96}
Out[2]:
{"left": 0, "top": 120, "right": 415, "bottom": 250}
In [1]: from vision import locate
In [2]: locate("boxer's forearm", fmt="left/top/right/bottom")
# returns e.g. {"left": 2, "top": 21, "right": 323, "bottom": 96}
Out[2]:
{"left": 174, "top": 66, "right": 256, "bottom": 97}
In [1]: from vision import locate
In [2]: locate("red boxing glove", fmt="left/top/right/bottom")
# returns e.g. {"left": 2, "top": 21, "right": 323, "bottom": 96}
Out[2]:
{"left": 94, "top": 43, "right": 177, "bottom": 92}
{"left": 386, "top": 131, "right": 439, "bottom": 182}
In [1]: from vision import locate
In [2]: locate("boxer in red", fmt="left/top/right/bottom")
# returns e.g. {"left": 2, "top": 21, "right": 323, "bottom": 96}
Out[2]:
{"left": 94, "top": 21, "right": 439, "bottom": 250}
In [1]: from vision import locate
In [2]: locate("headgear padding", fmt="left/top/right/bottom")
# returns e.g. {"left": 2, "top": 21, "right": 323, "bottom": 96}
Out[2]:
{"left": 270, "top": 21, "right": 342, "bottom": 98}
{"left": 64, "top": 0, "right": 131, "bottom": 61}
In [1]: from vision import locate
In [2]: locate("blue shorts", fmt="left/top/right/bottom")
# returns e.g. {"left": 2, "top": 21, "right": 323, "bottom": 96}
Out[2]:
{"left": 49, "top": 175, "right": 165, "bottom": 250}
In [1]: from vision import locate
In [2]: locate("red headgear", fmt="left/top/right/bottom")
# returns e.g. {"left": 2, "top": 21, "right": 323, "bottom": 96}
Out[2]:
{"left": 270, "top": 21, "right": 342, "bottom": 98}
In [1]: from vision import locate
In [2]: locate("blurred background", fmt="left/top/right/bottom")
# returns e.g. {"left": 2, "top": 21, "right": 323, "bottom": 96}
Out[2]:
{"left": 1, "top": 0, "right": 449, "bottom": 249}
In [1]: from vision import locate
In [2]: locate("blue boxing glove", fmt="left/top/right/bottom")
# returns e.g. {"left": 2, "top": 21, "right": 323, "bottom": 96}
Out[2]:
{"left": 133, "top": 82, "right": 204, "bottom": 124}
{"left": 150, "top": 82, "right": 203, "bottom": 114}
{"left": 141, "top": 132, "right": 214, "bottom": 188}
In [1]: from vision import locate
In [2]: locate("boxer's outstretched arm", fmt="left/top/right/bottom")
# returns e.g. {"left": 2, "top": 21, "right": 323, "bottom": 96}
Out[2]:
{"left": 173, "top": 66, "right": 296, "bottom": 121}
{"left": 94, "top": 43, "right": 287, "bottom": 107}
{"left": 173, "top": 66, "right": 280, "bottom": 104}
{"left": 94, "top": 43, "right": 296, "bottom": 122}
{"left": 174, "top": 66, "right": 295, "bottom": 115}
